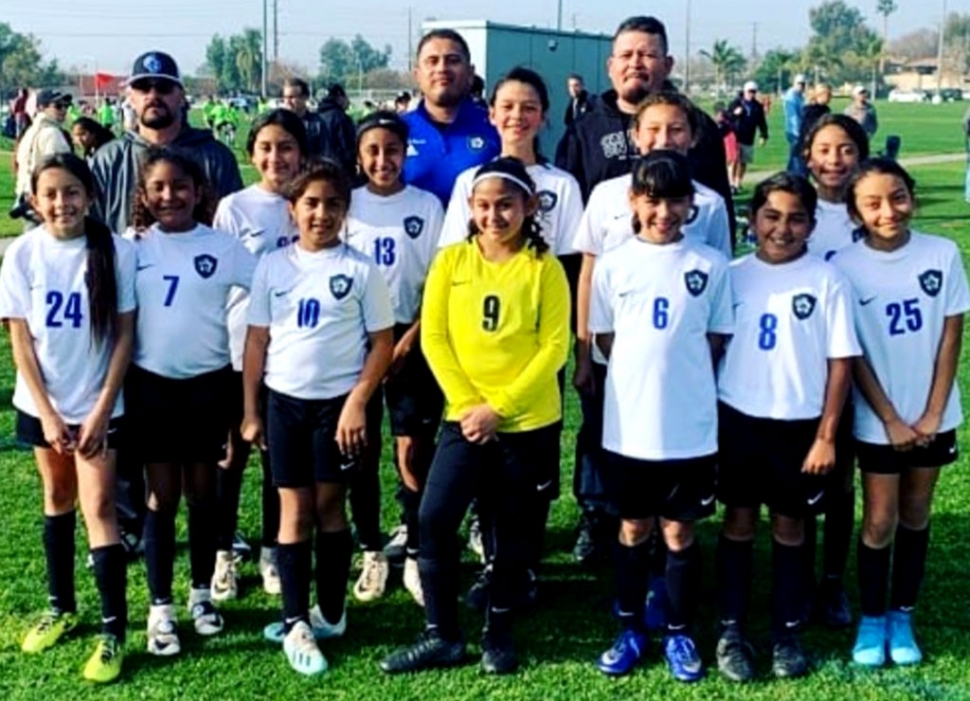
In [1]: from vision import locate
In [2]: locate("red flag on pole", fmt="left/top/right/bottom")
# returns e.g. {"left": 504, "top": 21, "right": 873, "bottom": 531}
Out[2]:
{"left": 94, "top": 72, "right": 118, "bottom": 91}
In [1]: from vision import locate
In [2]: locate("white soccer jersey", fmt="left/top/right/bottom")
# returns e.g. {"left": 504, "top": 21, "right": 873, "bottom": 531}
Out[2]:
{"left": 129, "top": 224, "right": 257, "bottom": 379}
{"left": 718, "top": 253, "right": 861, "bottom": 419}
{"left": 344, "top": 185, "right": 443, "bottom": 324}
{"left": 213, "top": 184, "right": 298, "bottom": 371}
{"left": 0, "top": 227, "right": 136, "bottom": 423}
{"left": 807, "top": 199, "right": 863, "bottom": 261}
{"left": 438, "top": 162, "right": 583, "bottom": 256}
{"left": 832, "top": 232, "right": 970, "bottom": 444}
{"left": 248, "top": 242, "right": 395, "bottom": 401}
{"left": 572, "top": 175, "right": 732, "bottom": 259}
{"left": 589, "top": 238, "right": 734, "bottom": 460}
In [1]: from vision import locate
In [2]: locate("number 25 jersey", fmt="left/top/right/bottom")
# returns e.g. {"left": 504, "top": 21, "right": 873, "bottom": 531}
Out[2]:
{"left": 832, "top": 233, "right": 970, "bottom": 444}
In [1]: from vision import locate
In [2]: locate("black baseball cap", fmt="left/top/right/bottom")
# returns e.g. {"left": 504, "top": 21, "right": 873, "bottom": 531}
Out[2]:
{"left": 37, "top": 89, "right": 72, "bottom": 107}
{"left": 127, "top": 51, "right": 183, "bottom": 88}
{"left": 356, "top": 110, "right": 409, "bottom": 146}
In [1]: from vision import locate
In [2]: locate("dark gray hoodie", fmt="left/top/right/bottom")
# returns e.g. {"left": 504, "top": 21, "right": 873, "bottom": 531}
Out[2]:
{"left": 90, "top": 125, "right": 243, "bottom": 233}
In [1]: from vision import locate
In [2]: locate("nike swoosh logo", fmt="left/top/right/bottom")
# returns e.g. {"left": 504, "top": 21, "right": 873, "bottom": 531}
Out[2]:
{"left": 451, "top": 280, "right": 469, "bottom": 287}
{"left": 732, "top": 302, "right": 744, "bottom": 310}
{"left": 700, "top": 494, "right": 715, "bottom": 506}
{"left": 247, "top": 230, "right": 265, "bottom": 238}
{"left": 948, "top": 445, "right": 957, "bottom": 455}
{"left": 859, "top": 297, "right": 876, "bottom": 306}
{"left": 807, "top": 491, "right": 825, "bottom": 506}
{"left": 136, "top": 264, "right": 154, "bottom": 271}
{"left": 106, "top": 427, "right": 118, "bottom": 435}
{"left": 273, "top": 290, "right": 289, "bottom": 297}
{"left": 536, "top": 480, "right": 553, "bottom": 492}
{"left": 339, "top": 461, "right": 355, "bottom": 471}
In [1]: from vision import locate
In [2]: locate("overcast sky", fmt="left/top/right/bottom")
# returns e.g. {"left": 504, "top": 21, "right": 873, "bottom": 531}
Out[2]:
{"left": 11, "top": 0, "right": 949, "bottom": 76}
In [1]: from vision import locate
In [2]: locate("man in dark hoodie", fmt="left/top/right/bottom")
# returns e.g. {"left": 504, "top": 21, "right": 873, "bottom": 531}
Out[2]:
{"left": 314, "top": 83, "right": 357, "bottom": 174}
{"left": 556, "top": 15, "right": 734, "bottom": 567}
{"left": 91, "top": 51, "right": 242, "bottom": 234}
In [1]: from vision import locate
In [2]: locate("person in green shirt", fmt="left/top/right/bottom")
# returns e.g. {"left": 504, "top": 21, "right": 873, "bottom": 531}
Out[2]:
{"left": 97, "top": 99, "right": 116, "bottom": 132}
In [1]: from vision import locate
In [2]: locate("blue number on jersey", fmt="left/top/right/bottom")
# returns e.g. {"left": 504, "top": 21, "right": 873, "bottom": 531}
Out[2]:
{"left": 297, "top": 298, "right": 321, "bottom": 328}
{"left": 373, "top": 237, "right": 396, "bottom": 266}
{"left": 886, "top": 298, "right": 923, "bottom": 336}
{"left": 45, "top": 291, "right": 83, "bottom": 329}
{"left": 758, "top": 313, "right": 778, "bottom": 350}
{"left": 162, "top": 275, "right": 180, "bottom": 307}
{"left": 652, "top": 297, "right": 669, "bottom": 329}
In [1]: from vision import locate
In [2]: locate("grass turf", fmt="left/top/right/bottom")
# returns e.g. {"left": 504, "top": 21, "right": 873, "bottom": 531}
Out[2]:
{"left": 0, "top": 123, "right": 968, "bottom": 701}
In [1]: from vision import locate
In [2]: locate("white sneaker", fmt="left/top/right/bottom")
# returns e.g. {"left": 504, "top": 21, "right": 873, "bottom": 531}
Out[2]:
{"left": 283, "top": 620, "right": 327, "bottom": 676}
{"left": 211, "top": 550, "right": 238, "bottom": 601}
{"left": 147, "top": 604, "right": 180, "bottom": 656}
{"left": 353, "top": 551, "right": 389, "bottom": 602}
{"left": 188, "top": 588, "right": 225, "bottom": 636}
{"left": 259, "top": 547, "right": 281, "bottom": 596}
{"left": 309, "top": 604, "right": 347, "bottom": 640}
{"left": 403, "top": 557, "right": 424, "bottom": 607}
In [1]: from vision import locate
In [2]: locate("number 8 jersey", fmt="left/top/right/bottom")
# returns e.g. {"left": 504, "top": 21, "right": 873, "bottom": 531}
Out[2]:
{"left": 832, "top": 232, "right": 970, "bottom": 444}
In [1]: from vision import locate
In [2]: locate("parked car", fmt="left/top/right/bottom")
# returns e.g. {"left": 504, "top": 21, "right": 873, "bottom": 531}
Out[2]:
{"left": 887, "top": 89, "right": 928, "bottom": 103}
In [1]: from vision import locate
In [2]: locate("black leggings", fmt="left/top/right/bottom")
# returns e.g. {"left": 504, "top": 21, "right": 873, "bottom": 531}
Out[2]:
{"left": 418, "top": 422, "right": 559, "bottom": 640}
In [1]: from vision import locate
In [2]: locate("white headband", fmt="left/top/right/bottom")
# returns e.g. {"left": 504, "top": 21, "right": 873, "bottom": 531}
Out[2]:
{"left": 471, "top": 171, "right": 534, "bottom": 195}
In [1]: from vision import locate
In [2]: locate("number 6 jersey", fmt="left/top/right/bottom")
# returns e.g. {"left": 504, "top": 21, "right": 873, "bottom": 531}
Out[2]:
{"left": 248, "top": 242, "right": 394, "bottom": 401}
{"left": 832, "top": 232, "right": 970, "bottom": 444}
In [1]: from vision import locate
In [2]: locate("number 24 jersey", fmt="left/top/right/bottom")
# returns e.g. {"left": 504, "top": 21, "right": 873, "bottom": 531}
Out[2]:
{"left": 832, "top": 233, "right": 970, "bottom": 444}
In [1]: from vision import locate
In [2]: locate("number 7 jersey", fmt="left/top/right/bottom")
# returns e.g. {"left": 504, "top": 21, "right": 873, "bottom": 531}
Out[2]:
{"left": 832, "top": 232, "right": 970, "bottom": 444}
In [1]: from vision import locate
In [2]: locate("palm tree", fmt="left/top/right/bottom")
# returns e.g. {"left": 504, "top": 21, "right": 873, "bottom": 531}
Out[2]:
{"left": 234, "top": 28, "right": 263, "bottom": 94}
{"left": 700, "top": 40, "right": 746, "bottom": 99}
{"left": 876, "top": 0, "right": 898, "bottom": 74}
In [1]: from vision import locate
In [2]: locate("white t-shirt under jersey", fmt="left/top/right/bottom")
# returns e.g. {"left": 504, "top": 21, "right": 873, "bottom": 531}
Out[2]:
{"left": 832, "top": 232, "right": 970, "bottom": 444}
{"left": 248, "top": 242, "right": 395, "bottom": 401}
{"left": 344, "top": 185, "right": 443, "bottom": 324}
{"left": 589, "top": 237, "right": 734, "bottom": 460}
{"left": 128, "top": 224, "right": 257, "bottom": 379}
{"left": 572, "top": 174, "right": 732, "bottom": 259}
{"left": 718, "top": 252, "right": 861, "bottom": 420}
{"left": 439, "top": 161, "right": 583, "bottom": 256}
{"left": 0, "top": 227, "right": 137, "bottom": 423}
{"left": 807, "top": 199, "right": 863, "bottom": 261}
{"left": 213, "top": 184, "right": 299, "bottom": 371}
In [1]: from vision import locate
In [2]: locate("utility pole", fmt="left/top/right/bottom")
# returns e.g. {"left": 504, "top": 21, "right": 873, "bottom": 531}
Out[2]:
{"left": 273, "top": 0, "right": 279, "bottom": 63}
{"left": 751, "top": 22, "right": 758, "bottom": 61}
{"left": 936, "top": 0, "right": 948, "bottom": 92}
{"left": 557, "top": 0, "right": 563, "bottom": 31}
{"left": 407, "top": 7, "right": 413, "bottom": 71}
{"left": 261, "top": 0, "right": 268, "bottom": 97}
{"left": 684, "top": 0, "right": 692, "bottom": 95}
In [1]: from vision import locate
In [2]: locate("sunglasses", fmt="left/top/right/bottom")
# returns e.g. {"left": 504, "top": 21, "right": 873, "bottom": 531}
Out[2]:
{"left": 131, "top": 79, "right": 177, "bottom": 95}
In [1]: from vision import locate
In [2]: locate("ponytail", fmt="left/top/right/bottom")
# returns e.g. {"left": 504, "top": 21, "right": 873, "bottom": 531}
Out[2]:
{"left": 84, "top": 216, "right": 118, "bottom": 346}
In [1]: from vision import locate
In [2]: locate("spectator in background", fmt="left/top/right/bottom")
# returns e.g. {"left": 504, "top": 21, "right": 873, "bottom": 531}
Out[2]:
{"left": 845, "top": 85, "right": 878, "bottom": 139}
{"left": 799, "top": 82, "right": 832, "bottom": 150}
{"left": 315, "top": 82, "right": 357, "bottom": 173}
{"left": 11, "top": 87, "right": 29, "bottom": 139}
{"left": 727, "top": 81, "right": 768, "bottom": 191}
{"left": 783, "top": 74, "right": 807, "bottom": 175}
{"left": 563, "top": 73, "right": 594, "bottom": 128}
{"left": 714, "top": 103, "right": 738, "bottom": 182}
{"left": 98, "top": 97, "right": 116, "bottom": 133}
{"left": 71, "top": 116, "right": 115, "bottom": 163}
{"left": 14, "top": 89, "right": 73, "bottom": 202}
{"left": 470, "top": 74, "right": 486, "bottom": 106}
{"left": 394, "top": 91, "right": 412, "bottom": 113}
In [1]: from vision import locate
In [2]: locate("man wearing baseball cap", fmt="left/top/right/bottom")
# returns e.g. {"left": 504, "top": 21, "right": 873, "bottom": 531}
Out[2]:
{"left": 783, "top": 74, "right": 807, "bottom": 175}
{"left": 13, "top": 89, "right": 73, "bottom": 203}
{"left": 844, "top": 85, "right": 878, "bottom": 139}
{"left": 90, "top": 50, "right": 243, "bottom": 234}
{"left": 727, "top": 81, "right": 768, "bottom": 191}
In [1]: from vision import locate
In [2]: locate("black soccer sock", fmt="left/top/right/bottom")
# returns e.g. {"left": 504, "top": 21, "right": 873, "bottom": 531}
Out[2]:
{"left": 717, "top": 535, "right": 753, "bottom": 629}
{"left": 401, "top": 487, "right": 422, "bottom": 559}
{"left": 349, "top": 468, "right": 383, "bottom": 552}
{"left": 260, "top": 452, "right": 279, "bottom": 548}
{"left": 648, "top": 528, "right": 667, "bottom": 578}
{"left": 889, "top": 524, "right": 930, "bottom": 612}
{"left": 277, "top": 540, "right": 312, "bottom": 631}
{"left": 803, "top": 514, "right": 818, "bottom": 584}
{"left": 614, "top": 538, "right": 651, "bottom": 633}
{"left": 823, "top": 487, "right": 855, "bottom": 580}
{"left": 187, "top": 500, "right": 218, "bottom": 589}
{"left": 419, "top": 555, "right": 461, "bottom": 641}
{"left": 215, "top": 467, "right": 244, "bottom": 552}
{"left": 772, "top": 539, "right": 806, "bottom": 638}
{"left": 43, "top": 512, "right": 77, "bottom": 614}
{"left": 144, "top": 508, "right": 176, "bottom": 605}
{"left": 665, "top": 542, "right": 700, "bottom": 633}
{"left": 857, "top": 537, "right": 891, "bottom": 617}
{"left": 315, "top": 528, "right": 353, "bottom": 624}
{"left": 527, "top": 498, "right": 552, "bottom": 570}
{"left": 91, "top": 544, "right": 127, "bottom": 641}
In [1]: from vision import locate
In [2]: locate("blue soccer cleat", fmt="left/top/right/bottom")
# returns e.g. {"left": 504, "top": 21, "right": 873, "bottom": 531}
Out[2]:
{"left": 852, "top": 615, "right": 888, "bottom": 667}
{"left": 597, "top": 629, "right": 647, "bottom": 676}
{"left": 887, "top": 610, "right": 922, "bottom": 665}
{"left": 664, "top": 633, "right": 704, "bottom": 682}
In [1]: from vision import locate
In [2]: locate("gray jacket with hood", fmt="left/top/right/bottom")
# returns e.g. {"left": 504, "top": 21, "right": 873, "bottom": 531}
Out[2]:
{"left": 91, "top": 125, "right": 243, "bottom": 233}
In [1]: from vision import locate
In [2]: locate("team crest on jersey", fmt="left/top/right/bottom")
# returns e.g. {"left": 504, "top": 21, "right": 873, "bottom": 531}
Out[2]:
{"left": 919, "top": 269, "right": 943, "bottom": 297}
{"left": 792, "top": 293, "right": 817, "bottom": 320}
{"left": 468, "top": 135, "right": 486, "bottom": 152}
{"left": 684, "top": 269, "right": 708, "bottom": 297}
{"left": 851, "top": 226, "right": 866, "bottom": 243}
{"left": 403, "top": 216, "right": 425, "bottom": 239}
{"left": 194, "top": 254, "right": 218, "bottom": 279}
{"left": 685, "top": 205, "right": 699, "bottom": 225}
{"left": 537, "top": 190, "right": 558, "bottom": 213}
{"left": 330, "top": 274, "right": 353, "bottom": 300}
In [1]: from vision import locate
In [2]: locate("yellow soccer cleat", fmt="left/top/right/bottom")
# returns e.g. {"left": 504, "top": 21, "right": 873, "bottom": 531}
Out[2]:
{"left": 22, "top": 611, "right": 77, "bottom": 653}
{"left": 82, "top": 634, "right": 124, "bottom": 683}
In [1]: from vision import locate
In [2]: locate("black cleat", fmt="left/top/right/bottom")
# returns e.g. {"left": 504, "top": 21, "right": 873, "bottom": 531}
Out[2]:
{"left": 818, "top": 578, "right": 852, "bottom": 628}
{"left": 481, "top": 630, "right": 518, "bottom": 675}
{"left": 466, "top": 566, "right": 538, "bottom": 613}
{"left": 572, "top": 513, "right": 599, "bottom": 563}
{"left": 380, "top": 630, "right": 466, "bottom": 674}
{"left": 772, "top": 632, "right": 809, "bottom": 679}
{"left": 716, "top": 625, "right": 755, "bottom": 683}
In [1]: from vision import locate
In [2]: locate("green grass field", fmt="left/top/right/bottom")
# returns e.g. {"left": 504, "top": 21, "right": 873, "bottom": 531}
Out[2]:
{"left": 0, "top": 111, "right": 969, "bottom": 701}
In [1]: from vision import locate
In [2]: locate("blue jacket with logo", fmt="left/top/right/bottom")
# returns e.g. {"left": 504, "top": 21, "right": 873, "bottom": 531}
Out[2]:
{"left": 402, "top": 98, "right": 500, "bottom": 206}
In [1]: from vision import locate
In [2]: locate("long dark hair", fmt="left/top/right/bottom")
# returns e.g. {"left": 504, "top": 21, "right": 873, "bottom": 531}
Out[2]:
{"left": 31, "top": 153, "right": 118, "bottom": 346}
{"left": 802, "top": 113, "right": 870, "bottom": 163}
{"left": 466, "top": 156, "right": 548, "bottom": 256}
{"left": 71, "top": 117, "right": 115, "bottom": 158}
{"left": 846, "top": 157, "right": 916, "bottom": 225}
{"left": 130, "top": 148, "right": 217, "bottom": 230}
{"left": 489, "top": 67, "right": 550, "bottom": 163}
